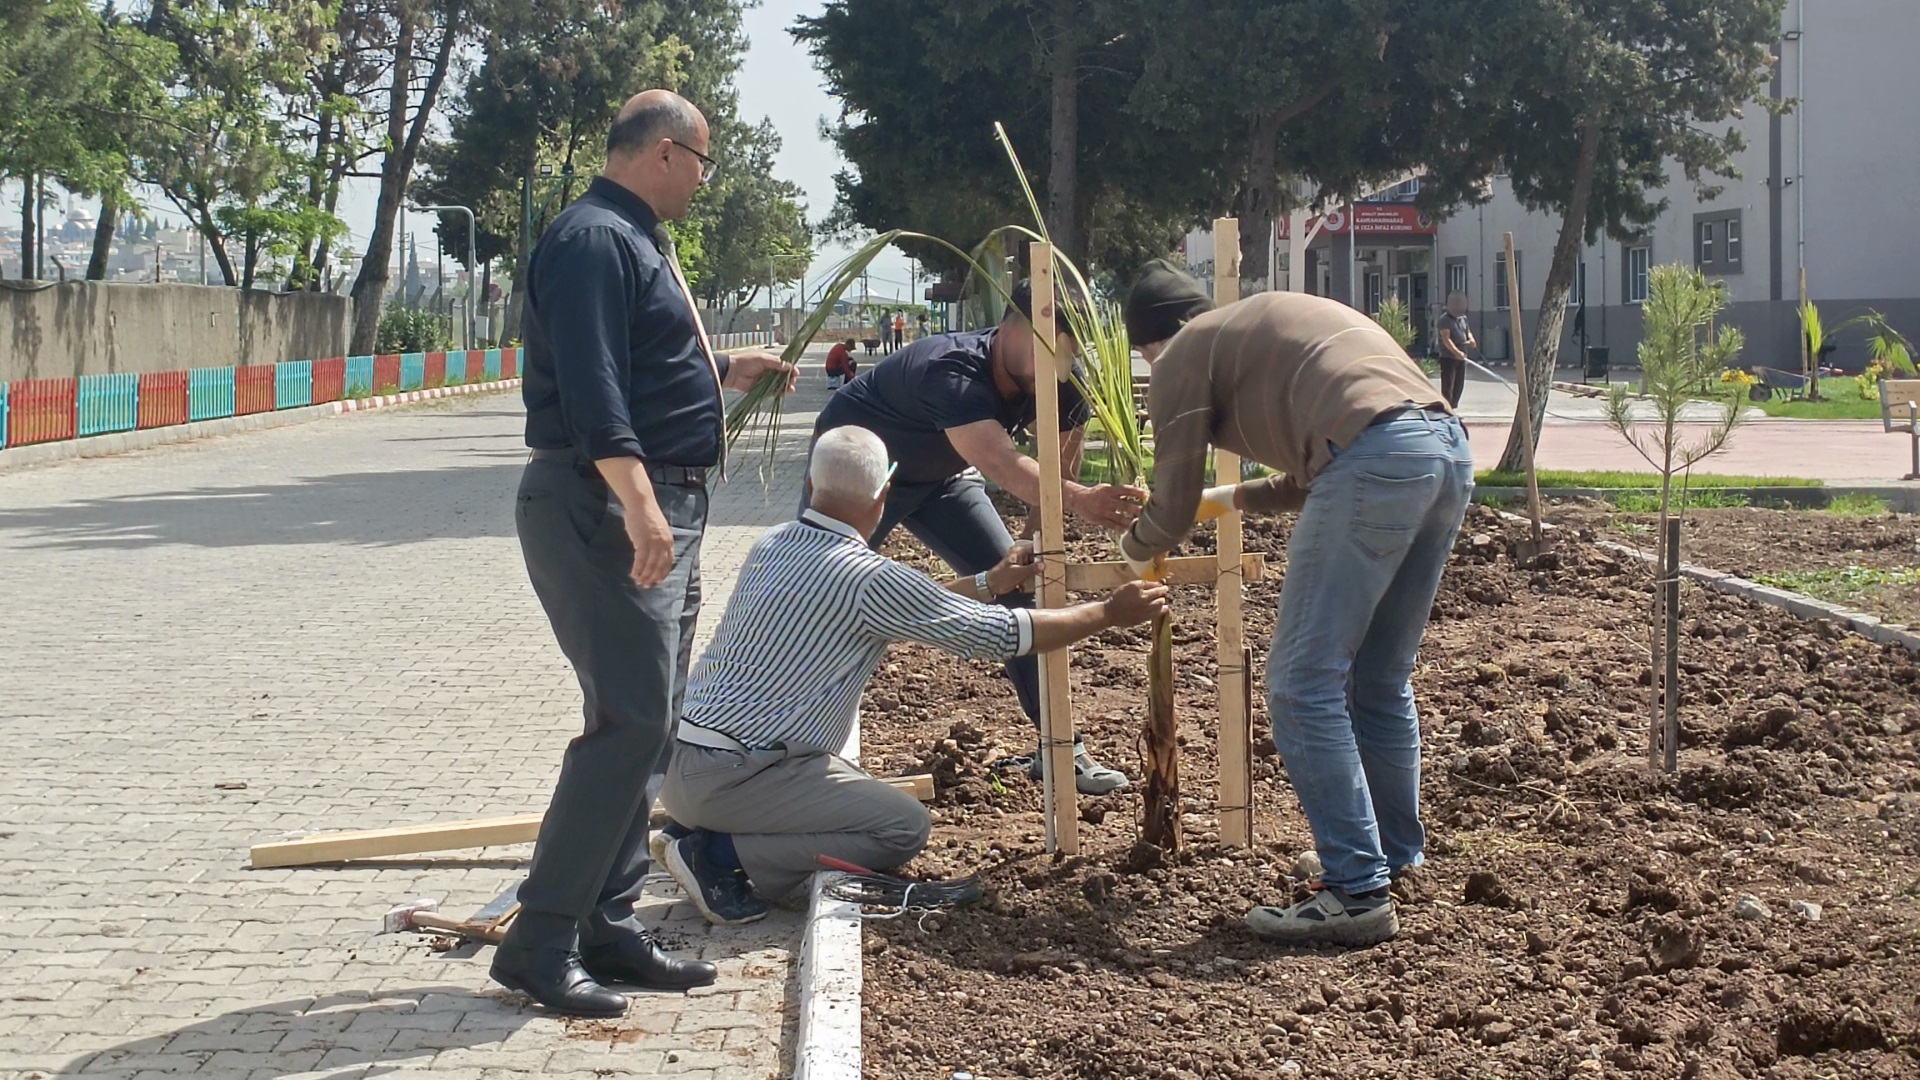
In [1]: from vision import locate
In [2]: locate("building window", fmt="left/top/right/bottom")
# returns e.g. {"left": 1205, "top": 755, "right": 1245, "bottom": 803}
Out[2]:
{"left": 1693, "top": 210, "right": 1743, "bottom": 274}
{"left": 1495, "top": 251, "right": 1521, "bottom": 310}
{"left": 1445, "top": 258, "right": 1468, "bottom": 302}
{"left": 1363, "top": 270, "right": 1383, "bottom": 314}
{"left": 1625, "top": 244, "right": 1651, "bottom": 303}
{"left": 1565, "top": 260, "right": 1588, "bottom": 307}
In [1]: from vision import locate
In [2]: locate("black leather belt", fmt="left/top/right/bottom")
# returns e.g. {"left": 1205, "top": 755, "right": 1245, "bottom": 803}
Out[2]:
{"left": 528, "top": 448, "right": 708, "bottom": 487}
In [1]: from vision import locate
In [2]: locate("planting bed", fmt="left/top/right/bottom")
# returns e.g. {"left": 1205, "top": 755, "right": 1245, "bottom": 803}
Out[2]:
{"left": 857, "top": 504, "right": 1920, "bottom": 1079}
{"left": 1545, "top": 502, "right": 1920, "bottom": 628}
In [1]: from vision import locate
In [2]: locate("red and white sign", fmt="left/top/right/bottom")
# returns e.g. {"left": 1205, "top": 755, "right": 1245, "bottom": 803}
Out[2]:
{"left": 1277, "top": 204, "right": 1435, "bottom": 238}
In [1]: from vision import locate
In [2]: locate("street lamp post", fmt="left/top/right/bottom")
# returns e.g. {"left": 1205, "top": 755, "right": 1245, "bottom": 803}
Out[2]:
{"left": 413, "top": 204, "right": 478, "bottom": 346}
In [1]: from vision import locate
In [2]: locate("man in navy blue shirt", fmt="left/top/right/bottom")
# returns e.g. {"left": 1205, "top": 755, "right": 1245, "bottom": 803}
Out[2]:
{"left": 497, "top": 88, "right": 791, "bottom": 1017}
{"left": 812, "top": 287, "right": 1144, "bottom": 793}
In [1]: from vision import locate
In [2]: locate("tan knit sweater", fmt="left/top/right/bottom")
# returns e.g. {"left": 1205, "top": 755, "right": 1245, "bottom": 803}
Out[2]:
{"left": 1122, "top": 291, "right": 1449, "bottom": 559}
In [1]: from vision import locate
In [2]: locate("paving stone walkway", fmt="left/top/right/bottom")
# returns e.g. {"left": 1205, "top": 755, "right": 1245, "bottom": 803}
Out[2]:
{"left": 0, "top": 369, "right": 832, "bottom": 1080}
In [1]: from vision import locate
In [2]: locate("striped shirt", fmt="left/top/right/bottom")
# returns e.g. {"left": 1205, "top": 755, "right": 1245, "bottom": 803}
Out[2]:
{"left": 680, "top": 509, "right": 1034, "bottom": 753}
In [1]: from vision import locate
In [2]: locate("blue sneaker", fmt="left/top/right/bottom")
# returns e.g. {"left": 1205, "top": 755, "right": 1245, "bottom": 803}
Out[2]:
{"left": 664, "top": 831, "right": 769, "bottom": 926}
{"left": 649, "top": 818, "right": 693, "bottom": 866}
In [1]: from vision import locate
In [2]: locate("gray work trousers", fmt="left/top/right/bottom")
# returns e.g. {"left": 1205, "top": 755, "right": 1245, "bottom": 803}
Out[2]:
{"left": 659, "top": 742, "right": 931, "bottom": 902}
{"left": 508, "top": 458, "right": 706, "bottom": 950}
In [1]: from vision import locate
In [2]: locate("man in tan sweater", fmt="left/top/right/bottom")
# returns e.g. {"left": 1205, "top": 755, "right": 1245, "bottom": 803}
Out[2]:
{"left": 1119, "top": 263, "right": 1474, "bottom": 946}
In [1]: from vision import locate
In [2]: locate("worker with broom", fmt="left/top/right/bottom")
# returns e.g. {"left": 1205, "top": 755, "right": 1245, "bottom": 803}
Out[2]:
{"left": 1119, "top": 261, "right": 1472, "bottom": 947}
{"left": 656, "top": 426, "right": 1170, "bottom": 923}
{"left": 810, "top": 282, "right": 1147, "bottom": 795}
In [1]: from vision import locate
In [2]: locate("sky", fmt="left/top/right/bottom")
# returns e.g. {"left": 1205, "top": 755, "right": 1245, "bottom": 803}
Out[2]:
{"left": 11, "top": 1, "right": 918, "bottom": 305}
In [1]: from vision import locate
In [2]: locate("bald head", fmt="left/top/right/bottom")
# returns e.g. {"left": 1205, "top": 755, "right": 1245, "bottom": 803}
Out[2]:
{"left": 607, "top": 90, "right": 702, "bottom": 159}
{"left": 602, "top": 89, "right": 710, "bottom": 221}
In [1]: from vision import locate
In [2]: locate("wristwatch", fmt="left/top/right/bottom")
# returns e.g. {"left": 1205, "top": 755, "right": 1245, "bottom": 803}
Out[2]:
{"left": 973, "top": 571, "right": 993, "bottom": 600}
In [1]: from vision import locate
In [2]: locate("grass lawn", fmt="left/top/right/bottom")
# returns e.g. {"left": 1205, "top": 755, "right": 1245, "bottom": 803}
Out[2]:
{"left": 1475, "top": 469, "right": 1822, "bottom": 489}
{"left": 1755, "top": 396, "right": 1888, "bottom": 420}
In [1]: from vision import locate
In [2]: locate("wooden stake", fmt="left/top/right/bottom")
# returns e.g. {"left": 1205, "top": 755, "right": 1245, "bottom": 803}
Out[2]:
{"left": 1211, "top": 217, "right": 1253, "bottom": 847}
{"left": 1030, "top": 241, "right": 1078, "bottom": 854}
{"left": 1503, "top": 232, "right": 1546, "bottom": 554}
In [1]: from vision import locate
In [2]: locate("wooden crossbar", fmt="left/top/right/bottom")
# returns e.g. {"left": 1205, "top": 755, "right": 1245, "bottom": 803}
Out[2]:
{"left": 250, "top": 774, "right": 936, "bottom": 868}
{"left": 1062, "top": 553, "right": 1265, "bottom": 592}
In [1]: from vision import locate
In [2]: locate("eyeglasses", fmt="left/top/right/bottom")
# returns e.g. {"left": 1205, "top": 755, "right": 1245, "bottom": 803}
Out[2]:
{"left": 670, "top": 140, "right": 718, "bottom": 184}
{"left": 873, "top": 461, "right": 898, "bottom": 501}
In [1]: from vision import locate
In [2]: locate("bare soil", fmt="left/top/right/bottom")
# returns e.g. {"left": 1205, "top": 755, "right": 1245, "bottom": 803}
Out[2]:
{"left": 1543, "top": 502, "right": 1920, "bottom": 628}
{"left": 856, "top": 504, "right": 1920, "bottom": 1079}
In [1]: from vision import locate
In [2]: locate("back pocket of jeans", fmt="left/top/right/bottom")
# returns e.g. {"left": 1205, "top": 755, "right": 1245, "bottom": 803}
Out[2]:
{"left": 1352, "top": 470, "right": 1439, "bottom": 559}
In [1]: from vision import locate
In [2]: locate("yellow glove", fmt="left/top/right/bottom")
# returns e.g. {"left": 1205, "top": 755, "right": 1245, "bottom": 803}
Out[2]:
{"left": 1195, "top": 484, "right": 1239, "bottom": 522}
{"left": 1119, "top": 534, "right": 1165, "bottom": 581}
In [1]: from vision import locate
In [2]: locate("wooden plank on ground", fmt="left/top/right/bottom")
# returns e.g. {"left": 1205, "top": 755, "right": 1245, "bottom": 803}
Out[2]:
{"left": 250, "top": 774, "right": 937, "bottom": 868}
{"left": 1063, "top": 553, "right": 1265, "bottom": 592}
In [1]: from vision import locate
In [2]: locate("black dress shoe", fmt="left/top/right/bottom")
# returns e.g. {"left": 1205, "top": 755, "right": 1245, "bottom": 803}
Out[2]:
{"left": 580, "top": 931, "right": 717, "bottom": 992}
{"left": 490, "top": 945, "right": 628, "bottom": 1017}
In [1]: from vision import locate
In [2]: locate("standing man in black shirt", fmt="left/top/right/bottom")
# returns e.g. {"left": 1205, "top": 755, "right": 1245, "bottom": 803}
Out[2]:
{"left": 812, "top": 286, "right": 1144, "bottom": 794}
{"left": 495, "top": 88, "right": 793, "bottom": 1017}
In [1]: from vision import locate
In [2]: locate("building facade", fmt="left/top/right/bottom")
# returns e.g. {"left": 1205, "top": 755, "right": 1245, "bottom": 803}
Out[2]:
{"left": 1440, "top": 0, "right": 1919, "bottom": 374}
{"left": 1185, "top": 0, "right": 1918, "bottom": 375}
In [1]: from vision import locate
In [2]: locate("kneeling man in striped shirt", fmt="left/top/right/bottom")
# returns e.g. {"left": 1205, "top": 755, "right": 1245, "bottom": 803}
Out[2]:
{"left": 658, "top": 425, "right": 1169, "bottom": 924}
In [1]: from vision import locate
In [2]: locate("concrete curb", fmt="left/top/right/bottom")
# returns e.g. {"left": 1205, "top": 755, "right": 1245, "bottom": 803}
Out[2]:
{"left": 792, "top": 872, "right": 864, "bottom": 1080}
{"left": 0, "top": 378, "right": 523, "bottom": 473}
{"left": 1475, "top": 484, "right": 1920, "bottom": 512}
{"left": 793, "top": 727, "right": 866, "bottom": 1080}
{"left": 1591, "top": 538, "right": 1920, "bottom": 653}
{"left": 1490, "top": 508, "right": 1920, "bottom": 652}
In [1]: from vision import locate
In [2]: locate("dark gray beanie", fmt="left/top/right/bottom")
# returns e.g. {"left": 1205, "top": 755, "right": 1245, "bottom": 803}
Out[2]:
{"left": 1124, "top": 259, "right": 1214, "bottom": 347}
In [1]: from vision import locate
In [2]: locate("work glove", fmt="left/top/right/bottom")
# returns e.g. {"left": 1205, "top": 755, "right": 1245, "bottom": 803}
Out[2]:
{"left": 1195, "top": 484, "right": 1239, "bottom": 522}
{"left": 1119, "top": 532, "right": 1164, "bottom": 581}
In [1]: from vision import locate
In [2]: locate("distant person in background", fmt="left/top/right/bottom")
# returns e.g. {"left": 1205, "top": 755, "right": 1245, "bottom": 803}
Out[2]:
{"left": 825, "top": 338, "right": 857, "bottom": 388}
{"left": 894, "top": 311, "right": 907, "bottom": 348}
{"left": 917, "top": 314, "right": 930, "bottom": 340}
{"left": 1436, "top": 293, "right": 1475, "bottom": 409}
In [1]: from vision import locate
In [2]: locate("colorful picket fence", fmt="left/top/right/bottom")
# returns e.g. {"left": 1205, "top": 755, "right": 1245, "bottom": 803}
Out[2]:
{"left": 234, "top": 365, "right": 276, "bottom": 415}
{"left": 138, "top": 371, "right": 189, "bottom": 429}
{"left": 77, "top": 373, "right": 139, "bottom": 437}
{"left": 189, "top": 367, "right": 235, "bottom": 421}
{"left": 275, "top": 361, "right": 313, "bottom": 410}
{"left": 4, "top": 377, "right": 78, "bottom": 447}
{"left": 312, "top": 358, "right": 346, "bottom": 404}
{"left": 2, "top": 342, "right": 536, "bottom": 453}
{"left": 345, "top": 356, "right": 374, "bottom": 397}
{"left": 374, "top": 353, "right": 401, "bottom": 394}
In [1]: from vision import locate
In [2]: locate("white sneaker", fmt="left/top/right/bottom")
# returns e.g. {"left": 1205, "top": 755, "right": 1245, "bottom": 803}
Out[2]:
{"left": 1247, "top": 888, "right": 1398, "bottom": 946}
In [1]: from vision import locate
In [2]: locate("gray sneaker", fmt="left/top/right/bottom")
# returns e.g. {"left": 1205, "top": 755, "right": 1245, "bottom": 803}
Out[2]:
{"left": 1247, "top": 887, "right": 1398, "bottom": 947}
{"left": 1027, "top": 743, "right": 1130, "bottom": 795}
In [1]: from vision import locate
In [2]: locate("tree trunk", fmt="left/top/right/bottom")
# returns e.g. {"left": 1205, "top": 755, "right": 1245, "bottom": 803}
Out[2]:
{"left": 1140, "top": 611, "right": 1181, "bottom": 852}
{"left": 1495, "top": 120, "right": 1603, "bottom": 473}
{"left": 87, "top": 190, "right": 117, "bottom": 280}
{"left": 20, "top": 174, "right": 37, "bottom": 280}
{"left": 241, "top": 224, "right": 259, "bottom": 291}
{"left": 1044, "top": 0, "right": 1079, "bottom": 262}
{"left": 348, "top": 15, "right": 456, "bottom": 353}
{"left": 195, "top": 202, "right": 237, "bottom": 286}
{"left": 1238, "top": 113, "right": 1283, "bottom": 285}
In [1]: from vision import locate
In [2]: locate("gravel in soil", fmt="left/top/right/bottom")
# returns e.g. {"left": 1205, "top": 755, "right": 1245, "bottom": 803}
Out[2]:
{"left": 856, "top": 504, "right": 1920, "bottom": 1079}
{"left": 1544, "top": 501, "right": 1920, "bottom": 627}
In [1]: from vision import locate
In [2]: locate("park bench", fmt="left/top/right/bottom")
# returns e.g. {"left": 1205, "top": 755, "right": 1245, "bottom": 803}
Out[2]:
{"left": 1879, "top": 377, "right": 1920, "bottom": 481}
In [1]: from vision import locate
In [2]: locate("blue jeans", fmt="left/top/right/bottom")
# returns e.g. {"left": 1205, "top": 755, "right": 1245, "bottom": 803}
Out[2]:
{"left": 1268, "top": 411, "right": 1474, "bottom": 894}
